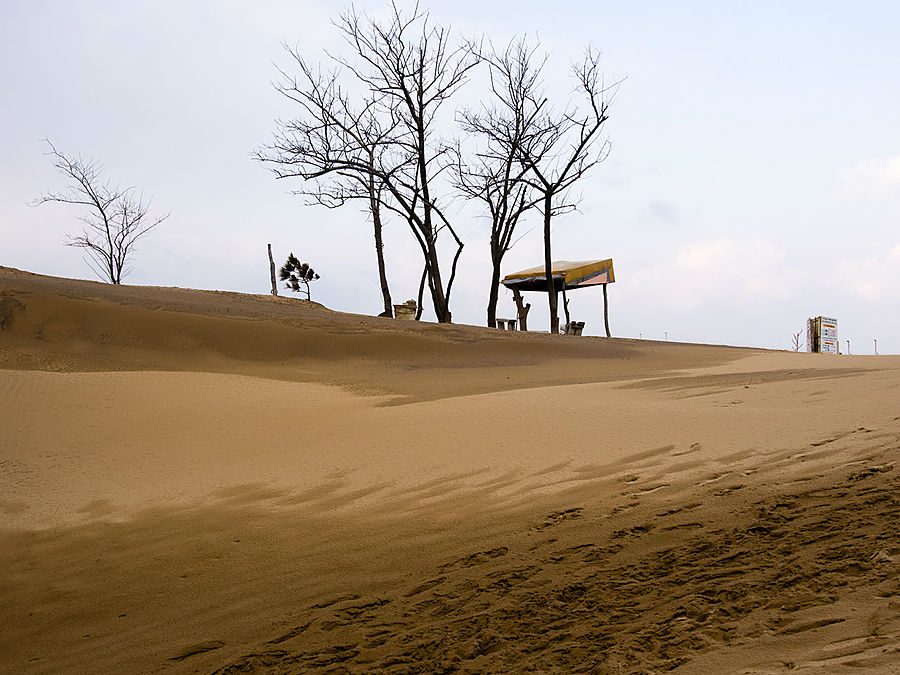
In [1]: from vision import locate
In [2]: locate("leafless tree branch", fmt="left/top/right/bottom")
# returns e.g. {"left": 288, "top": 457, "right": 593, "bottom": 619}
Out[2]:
{"left": 258, "top": 1, "right": 477, "bottom": 322}
{"left": 32, "top": 139, "right": 168, "bottom": 284}
{"left": 492, "top": 44, "right": 620, "bottom": 333}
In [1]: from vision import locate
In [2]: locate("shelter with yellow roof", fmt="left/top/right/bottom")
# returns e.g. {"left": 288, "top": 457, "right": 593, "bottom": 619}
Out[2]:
{"left": 501, "top": 259, "right": 615, "bottom": 336}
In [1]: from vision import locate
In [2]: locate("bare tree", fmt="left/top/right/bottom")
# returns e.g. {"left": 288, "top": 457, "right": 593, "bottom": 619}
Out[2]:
{"left": 259, "top": 58, "right": 397, "bottom": 316}
{"left": 454, "top": 39, "right": 544, "bottom": 328}
{"left": 513, "top": 48, "right": 617, "bottom": 333}
{"left": 32, "top": 140, "right": 168, "bottom": 284}
{"left": 259, "top": 2, "right": 478, "bottom": 323}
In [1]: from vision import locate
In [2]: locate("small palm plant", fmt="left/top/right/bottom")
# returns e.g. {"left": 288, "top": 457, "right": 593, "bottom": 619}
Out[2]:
{"left": 279, "top": 253, "right": 320, "bottom": 300}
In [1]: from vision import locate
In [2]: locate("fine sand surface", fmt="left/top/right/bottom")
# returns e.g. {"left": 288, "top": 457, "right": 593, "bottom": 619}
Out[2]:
{"left": 1, "top": 265, "right": 899, "bottom": 674}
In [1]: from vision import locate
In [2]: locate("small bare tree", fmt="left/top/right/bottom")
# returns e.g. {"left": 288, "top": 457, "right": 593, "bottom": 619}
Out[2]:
{"left": 261, "top": 57, "right": 397, "bottom": 316}
{"left": 791, "top": 331, "right": 802, "bottom": 352}
{"left": 454, "top": 39, "right": 544, "bottom": 328}
{"left": 33, "top": 140, "right": 168, "bottom": 284}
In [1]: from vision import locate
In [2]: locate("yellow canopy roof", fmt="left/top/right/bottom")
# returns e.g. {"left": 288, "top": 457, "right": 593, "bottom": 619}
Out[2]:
{"left": 502, "top": 259, "right": 614, "bottom": 291}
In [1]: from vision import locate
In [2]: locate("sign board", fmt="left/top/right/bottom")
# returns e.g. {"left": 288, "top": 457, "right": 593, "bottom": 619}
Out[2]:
{"left": 807, "top": 316, "right": 838, "bottom": 354}
{"left": 820, "top": 316, "right": 838, "bottom": 354}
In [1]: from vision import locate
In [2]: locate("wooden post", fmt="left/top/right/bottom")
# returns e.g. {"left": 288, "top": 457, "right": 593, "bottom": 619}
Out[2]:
{"left": 512, "top": 288, "right": 530, "bottom": 332}
{"left": 602, "top": 283, "right": 611, "bottom": 338}
{"left": 561, "top": 284, "right": 571, "bottom": 328}
{"left": 268, "top": 244, "right": 278, "bottom": 296}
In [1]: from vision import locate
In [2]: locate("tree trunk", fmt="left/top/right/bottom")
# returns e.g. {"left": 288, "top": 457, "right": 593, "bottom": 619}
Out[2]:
{"left": 602, "top": 282, "right": 611, "bottom": 337}
{"left": 415, "top": 263, "right": 428, "bottom": 321}
{"left": 512, "top": 288, "right": 530, "bottom": 332}
{"left": 561, "top": 284, "right": 570, "bottom": 327}
{"left": 487, "top": 257, "right": 502, "bottom": 328}
{"left": 425, "top": 237, "right": 451, "bottom": 322}
{"left": 543, "top": 193, "right": 559, "bottom": 333}
{"left": 417, "top": 108, "right": 451, "bottom": 323}
{"left": 370, "top": 186, "right": 393, "bottom": 316}
{"left": 268, "top": 244, "right": 278, "bottom": 296}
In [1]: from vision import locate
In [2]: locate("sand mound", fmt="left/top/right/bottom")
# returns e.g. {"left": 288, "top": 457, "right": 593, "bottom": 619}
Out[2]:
{"left": 1, "top": 266, "right": 898, "bottom": 673}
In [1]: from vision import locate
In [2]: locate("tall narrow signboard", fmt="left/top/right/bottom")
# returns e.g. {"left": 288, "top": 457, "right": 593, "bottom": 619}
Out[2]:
{"left": 806, "top": 316, "right": 838, "bottom": 354}
{"left": 819, "top": 316, "right": 838, "bottom": 354}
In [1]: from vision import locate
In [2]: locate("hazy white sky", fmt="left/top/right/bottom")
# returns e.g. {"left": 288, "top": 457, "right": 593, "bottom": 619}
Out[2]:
{"left": 2, "top": 1, "right": 898, "bottom": 353}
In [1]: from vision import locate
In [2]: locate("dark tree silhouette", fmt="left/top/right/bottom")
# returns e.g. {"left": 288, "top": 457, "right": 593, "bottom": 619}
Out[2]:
{"left": 259, "top": 2, "right": 478, "bottom": 323}
{"left": 260, "top": 57, "right": 396, "bottom": 316}
{"left": 477, "top": 46, "right": 618, "bottom": 333}
{"left": 32, "top": 139, "right": 168, "bottom": 284}
{"left": 519, "top": 49, "right": 617, "bottom": 333}
{"left": 454, "top": 38, "right": 546, "bottom": 328}
{"left": 279, "top": 253, "right": 320, "bottom": 300}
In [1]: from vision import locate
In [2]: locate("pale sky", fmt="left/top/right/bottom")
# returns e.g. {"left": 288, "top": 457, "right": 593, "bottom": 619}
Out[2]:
{"left": 2, "top": 1, "right": 898, "bottom": 353}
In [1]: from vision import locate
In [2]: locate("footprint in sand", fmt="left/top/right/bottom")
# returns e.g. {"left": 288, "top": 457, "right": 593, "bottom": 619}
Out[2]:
{"left": 656, "top": 502, "right": 702, "bottom": 517}
{"left": 713, "top": 484, "right": 745, "bottom": 496}
{"left": 309, "top": 593, "right": 360, "bottom": 609}
{"left": 440, "top": 547, "right": 510, "bottom": 572}
{"left": 403, "top": 576, "right": 447, "bottom": 597}
{"left": 661, "top": 522, "right": 703, "bottom": 531}
{"left": 672, "top": 442, "right": 703, "bottom": 457}
{"left": 847, "top": 465, "right": 893, "bottom": 482}
{"left": 535, "top": 507, "right": 583, "bottom": 530}
{"left": 169, "top": 640, "right": 225, "bottom": 661}
{"left": 267, "top": 622, "right": 313, "bottom": 645}
{"left": 612, "top": 523, "right": 654, "bottom": 538}
{"left": 778, "top": 618, "right": 846, "bottom": 636}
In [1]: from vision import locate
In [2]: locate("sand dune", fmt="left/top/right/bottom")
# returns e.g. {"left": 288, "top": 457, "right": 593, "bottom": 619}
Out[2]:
{"left": 1, "top": 266, "right": 898, "bottom": 673}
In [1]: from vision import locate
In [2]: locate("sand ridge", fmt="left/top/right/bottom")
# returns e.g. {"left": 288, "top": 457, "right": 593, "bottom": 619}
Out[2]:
{"left": 0, "top": 265, "right": 750, "bottom": 401}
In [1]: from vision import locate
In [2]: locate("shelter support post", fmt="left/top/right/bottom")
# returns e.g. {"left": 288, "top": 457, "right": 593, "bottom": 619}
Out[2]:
{"left": 512, "top": 288, "right": 530, "bottom": 332}
{"left": 603, "top": 283, "right": 611, "bottom": 338}
{"left": 561, "top": 284, "right": 571, "bottom": 328}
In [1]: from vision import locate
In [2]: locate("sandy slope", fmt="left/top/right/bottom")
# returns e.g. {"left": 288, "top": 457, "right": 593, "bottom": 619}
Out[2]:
{"left": 1, "top": 266, "right": 899, "bottom": 674}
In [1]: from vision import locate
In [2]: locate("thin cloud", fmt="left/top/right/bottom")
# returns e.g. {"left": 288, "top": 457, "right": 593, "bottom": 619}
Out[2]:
{"left": 645, "top": 199, "right": 678, "bottom": 225}
{"left": 837, "top": 244, "right": 900, "bottom": 301}
{"left": 630, "top": 238, "right": 803, "bottom": 311}
{"left": 837, "top": 155, "right": 900, "bottom": 200}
